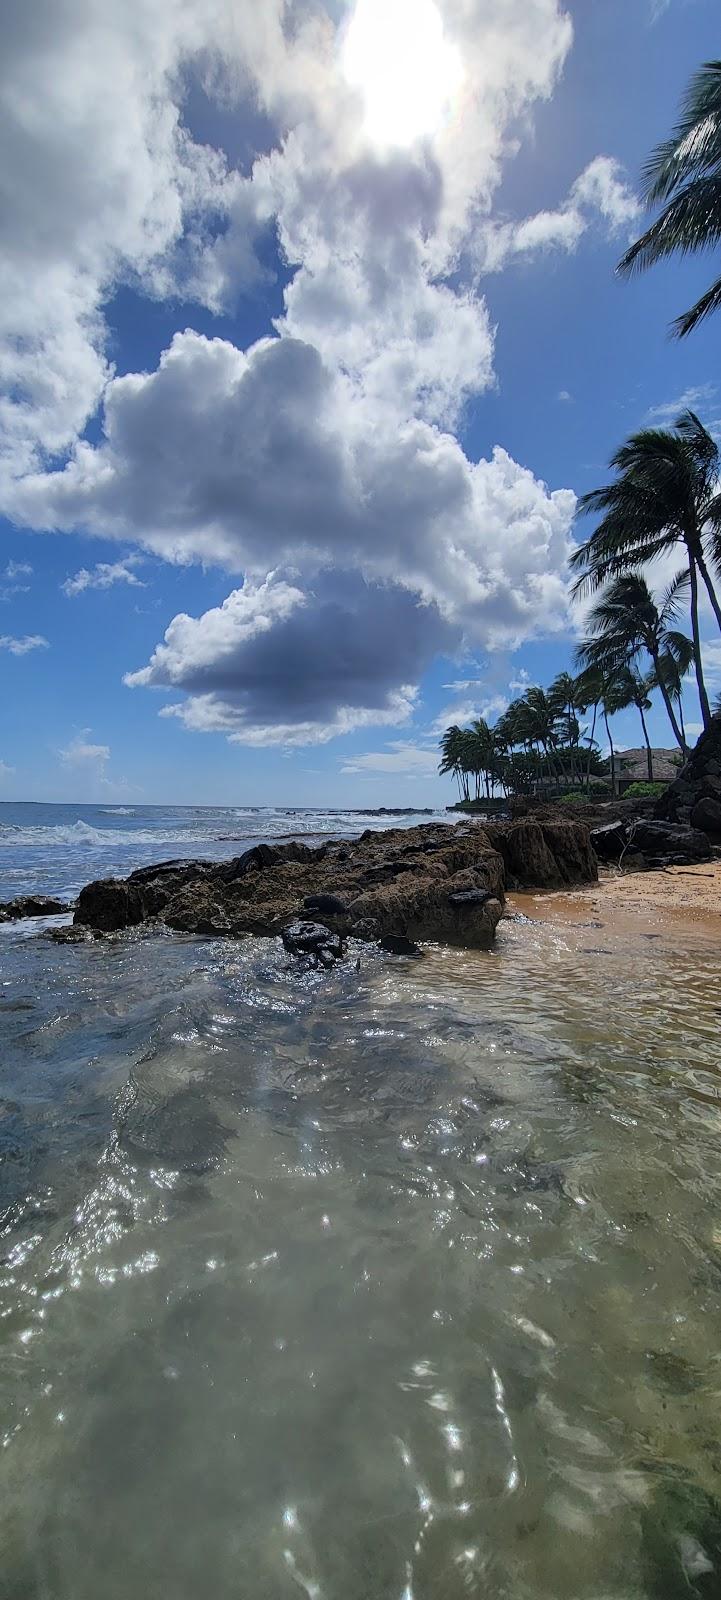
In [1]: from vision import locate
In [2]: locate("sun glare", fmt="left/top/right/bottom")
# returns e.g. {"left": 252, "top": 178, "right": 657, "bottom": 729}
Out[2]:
{"left": 342, "top": 0, "right": 463, "bottom": 150}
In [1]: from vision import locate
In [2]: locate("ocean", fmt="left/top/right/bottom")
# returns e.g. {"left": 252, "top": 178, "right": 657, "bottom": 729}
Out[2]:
{"left": 1, "top": 802, "right": 720, "bottom": 1597}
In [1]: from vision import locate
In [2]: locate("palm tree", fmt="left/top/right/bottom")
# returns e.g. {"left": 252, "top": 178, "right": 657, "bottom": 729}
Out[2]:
{"left": 549, "top": 671, "right": 584, "bottom": 785}
{"left": 622, "top": 665, "right": 656, "bottom": 782}
{"left": 654, "top": 632, "right": 695, "bottom": 750}
{"left": 575, "top": 573, "right": 690, "bottom": 750}
{"left": 438, "top": 725, "right": 468, "bottom": 802}
{"left": 570, "top": 413, "right": 721, "bottom": 728}
{"left": 618, "top": 60, "right": 721, "bottom": 336}
{"left": 574, "top": 664, "right": 605, "bottom": 792}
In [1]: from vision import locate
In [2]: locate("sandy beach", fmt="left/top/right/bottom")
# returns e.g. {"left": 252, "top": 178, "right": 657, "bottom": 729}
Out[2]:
{"left": 510, "top": 860, "right": 721, "bottom": 939}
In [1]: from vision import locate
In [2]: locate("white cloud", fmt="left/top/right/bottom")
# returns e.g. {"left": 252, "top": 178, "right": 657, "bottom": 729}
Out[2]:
{"left": 60, "top": 732, "right": 111, "bottom": 766}
{"left": 11, "top": 330, "right": 577, "bottom": 647}
{"left": 61, "top": 555, "right": 145, "bottom": 596}
{"left": 340, "top": 741, "right": 439, "bottom": 777}
{"left": 645, "top": 384, "right": 719, "bottom": 428}
{"left": 4, "top": 560, "right": 32, "bottom": 580}
{"left": 480, "top": 156, "right": 639, "bottom": 272}
{"left": 701, "top": 639, "right": 721, "bottom": 690}
{"left": 558, "top": 390, "right": 573, "bottom": 403}
{"left": 0, "top": 0, "right": 604, "bottom": 748}
{"left": 0, "top": 634, "right": 48, "bottom": 655}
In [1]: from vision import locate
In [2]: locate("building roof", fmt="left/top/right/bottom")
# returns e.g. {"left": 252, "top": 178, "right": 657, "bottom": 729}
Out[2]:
{"left": 613, "top": 748, "right": 682, "bottom": 783}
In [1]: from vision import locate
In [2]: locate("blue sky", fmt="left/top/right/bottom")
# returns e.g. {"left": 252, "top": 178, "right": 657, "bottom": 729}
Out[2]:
{"left": 1, "top": 0, "right": 720, "bottom": 805}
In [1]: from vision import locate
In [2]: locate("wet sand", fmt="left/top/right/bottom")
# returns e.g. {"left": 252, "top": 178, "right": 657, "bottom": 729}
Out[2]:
{"left": 509, "top": 859, "right": 721, "bottom": 942}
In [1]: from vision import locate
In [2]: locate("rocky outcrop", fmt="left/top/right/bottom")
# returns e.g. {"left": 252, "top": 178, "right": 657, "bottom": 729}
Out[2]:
{"left": 655, "top": 715, "right": 721, "bottom": 835}
{"left": 0, "top": 894, "right": 68, "bottom": 923}
{"left": 73, "top": 818, "right": 598, "bottom": 957}
{"left": 628, "top": 819, "right": 711, "bottom": 866}
{"left": 484, "top": 818, "right": 598, "bottom": 889}
{"left": 589, "top": 817, "right": 712, "bottom": 867}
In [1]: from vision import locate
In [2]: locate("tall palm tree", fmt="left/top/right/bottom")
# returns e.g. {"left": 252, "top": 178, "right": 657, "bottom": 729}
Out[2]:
{"left": 575, "top": 573, "right": 691, "bottom": 750}
{"left": 622, "top": 665, "right": 656, "bottom": 782}
{"left": 574, "top": 664, "right": 604, "bottom": 793}
{"left": 618, "top": 60, "right": 721, "bottom": 336}
{"left": 438, "top": 725, "right": 468, "bottom": 802}
{"left": 549, "top": 671, "right": 584, "bottom": 784}
{"left": 570, "top": 413, "right": 721, "bottom": 727}
{"left": 654, "top": 632, "right": 695, "bottom": 750}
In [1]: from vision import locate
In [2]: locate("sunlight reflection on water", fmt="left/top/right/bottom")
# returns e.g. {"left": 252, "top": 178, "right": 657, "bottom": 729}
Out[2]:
{"left": 1, "top": 910, "right": 720, "bottom": 1597}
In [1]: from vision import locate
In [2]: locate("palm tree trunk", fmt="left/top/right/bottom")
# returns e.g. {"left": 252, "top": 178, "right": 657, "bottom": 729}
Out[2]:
{"left": 688, "top": 558, "right": 712, "bottom": 728}
{"left": 678, "top": 695, "right": 687, "bottom": 750}
{"left": 696, "top": 546, "right": 721, "bottom": 636}
{"left": 637, "top": 703, "right": 654, "bottom": 781}
{"left": 603, "top": 708, "right": 617, "bottom": 797}
{"left": 650, "top": 647, "right": 687, "bottom": 751}
{"left": 585, "top": 703, "right": 599, "bottom": 792}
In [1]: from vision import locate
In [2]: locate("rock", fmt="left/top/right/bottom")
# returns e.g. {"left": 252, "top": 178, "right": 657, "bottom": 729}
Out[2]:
{"left": 47, "top": 925, "right": 103, "bottom": 944}
{"left": 484, "top": 819, "right": 597, "bottom": 889}
{"left": 75, "top": 878, "right": 144, "bottom": 932}
{"left": 589, "top": 820, "right": 627, "bottom": 861}
{"left": 447, "top": 888, "right": 494, "bottom": 907}
{"left": 691, "top": 795, "right": 721, "bottom": 836}
{"left": 628, "top": 819, "right": 711, "bottom": 864}
{"left": 380, "top": 934, "right": 422, "bottom": 956}
{"left": 71, "top": 817, "right": 598, "bottom": 957}
{"left": 0, "top": 895, "right": 68, "bottom": 923}
{"left": 303, "top": 893, "right": 349, "bottom": 916}
{"left": 282, "top": 920, "right": 343, "bottom": 966}
{"left": 656, "top": 713, "right": 721, "bottom": 834}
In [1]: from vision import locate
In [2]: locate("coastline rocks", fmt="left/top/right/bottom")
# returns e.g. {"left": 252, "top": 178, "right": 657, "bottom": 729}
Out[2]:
{"left": 483, "top": 819, "right": 598, "bottom": 889}
{"left": 691, "top": 795, "right": 721, "bottom": 836}
{"left": 589, "top": 820, "right": 627, "bottom": 862}
{"left": 72, "top": 818, "right": 598, "bottom": 956}
{"left": 628, "top": 819, "right": 711, "bottom": 865}
{"left": 0, "top": 895, "right": 69, "bottom": 923}
{"left": 655, "top": 714, "right": 721, "bottom": 835}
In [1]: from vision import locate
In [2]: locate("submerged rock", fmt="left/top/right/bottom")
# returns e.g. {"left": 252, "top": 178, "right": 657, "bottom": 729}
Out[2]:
{"left": 282, "top": 920, "right": 343, "bottom": 967}
{"left": 0, "top": 895, "right": 69, "bottom": 923}
{"left": 72, "top": 818, "right": 598, "bottom": 956}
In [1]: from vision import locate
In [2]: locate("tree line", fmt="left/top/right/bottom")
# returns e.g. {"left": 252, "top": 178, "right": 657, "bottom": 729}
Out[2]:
{"left": 440, "top": 59, "right": 721, "bottom": 802}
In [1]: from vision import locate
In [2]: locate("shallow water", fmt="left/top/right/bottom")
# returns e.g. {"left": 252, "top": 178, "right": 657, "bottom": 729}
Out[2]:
{"left": 2, "top": 899, "right": 721, "bottom": 1598}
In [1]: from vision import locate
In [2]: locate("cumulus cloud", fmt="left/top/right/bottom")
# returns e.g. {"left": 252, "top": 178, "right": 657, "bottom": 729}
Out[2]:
{"left": 125, "top": 573, "right": 452, "bottom": 744}
{"left": 4, "top": 560, "right": 32, "bottom": 580}
{"left": 61, "top": 555, "right": 145, "bottom": 596}
{"left": 11, "top": 329, "right": 576, "bottom": 644}
{"left": 0, "top": 634, "right": 48, "bottom": 655}
{"left": 480, "top": 156, "right": 639, "bottom": 271}
{"left": 0, "top": 0, "right": 605, "bottom": 747}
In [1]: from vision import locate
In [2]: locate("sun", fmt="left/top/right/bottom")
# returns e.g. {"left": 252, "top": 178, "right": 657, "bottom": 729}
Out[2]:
{"left": 341, "top": 0, "right": 463, "bottom": 151}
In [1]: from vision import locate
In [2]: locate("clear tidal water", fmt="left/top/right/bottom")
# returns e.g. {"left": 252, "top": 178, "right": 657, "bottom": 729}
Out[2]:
{"left": 1, "top": 806, "right": 721, "bottom": 1597}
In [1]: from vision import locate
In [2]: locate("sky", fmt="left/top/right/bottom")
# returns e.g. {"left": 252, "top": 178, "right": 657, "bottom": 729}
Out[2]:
{"left": 1, "top": 0, "right": 720, "bottom": 806}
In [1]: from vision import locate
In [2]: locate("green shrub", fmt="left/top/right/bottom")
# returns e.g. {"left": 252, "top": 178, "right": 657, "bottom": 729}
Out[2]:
{"left": 558, "top": 791, "right": 588, "bottom": 804}
{"left": 624, "top": 781, "right": 668, "bottom": 799}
